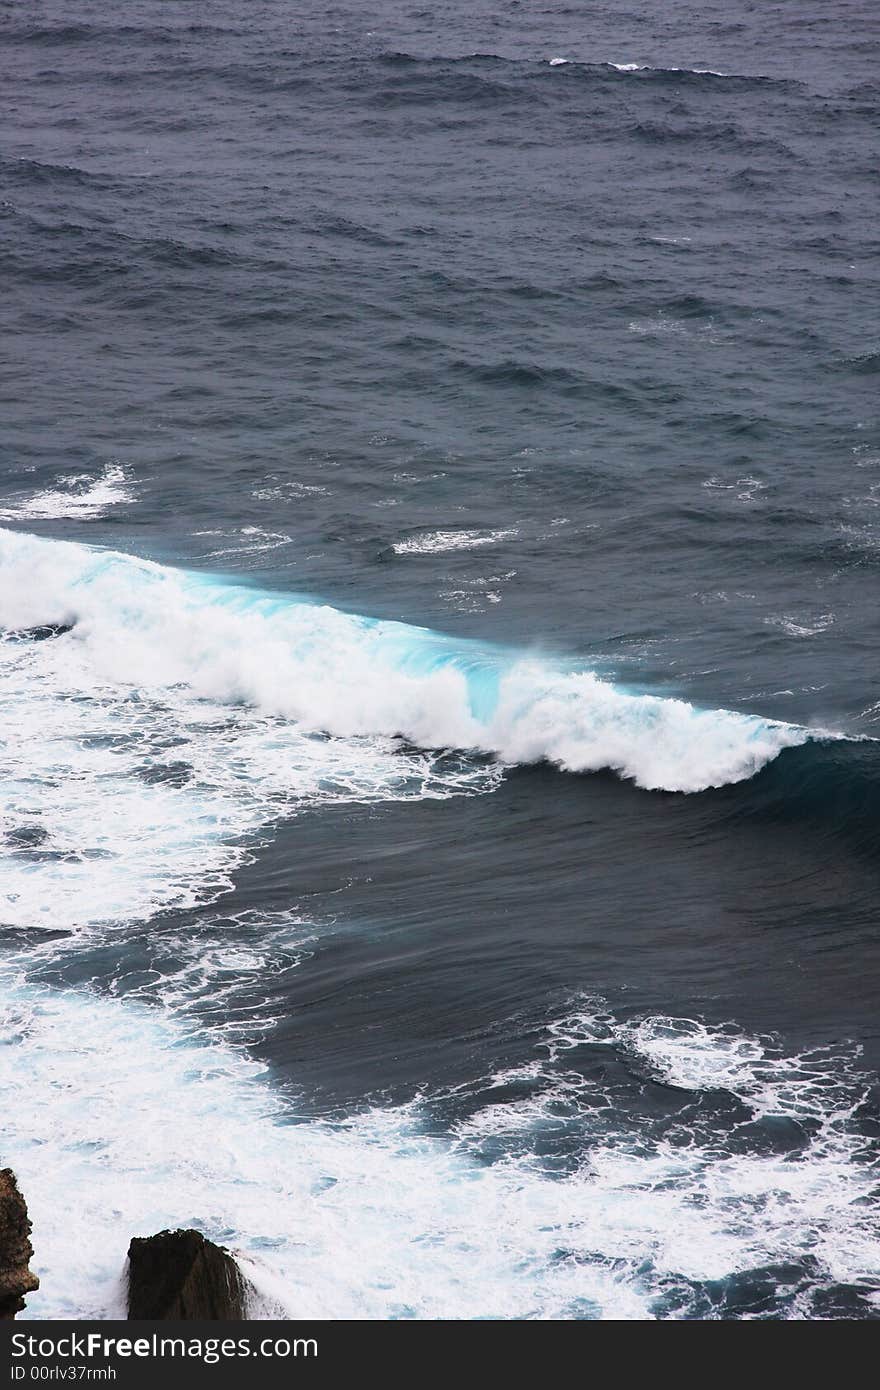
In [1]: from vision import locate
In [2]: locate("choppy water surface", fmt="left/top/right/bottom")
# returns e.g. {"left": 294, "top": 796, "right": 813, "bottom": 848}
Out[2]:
{"left": 2, "top": 0, "right": 879, "bottom": 1319}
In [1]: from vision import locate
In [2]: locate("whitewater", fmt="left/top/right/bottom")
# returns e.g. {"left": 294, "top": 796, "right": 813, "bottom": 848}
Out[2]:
{"left": 3, "top": 529, "right": 874, "bottom": 1320}
{"left": 3, "top": 526, "right": 873, "bottom": 1320}
{"left": 2, "top": 961, "right": 879, "bottom": 1320}
{"left": 0, "top": 529, "right": 809, "bottom": 807}
{"left": 3, "top": 0, "right": 879, "bottom": 1323}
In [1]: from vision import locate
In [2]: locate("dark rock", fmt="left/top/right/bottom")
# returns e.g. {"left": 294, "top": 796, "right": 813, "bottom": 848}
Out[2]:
{"left": 4, "top": 624, "right": 74, "bottom": 643}
{"left": 0, "top": 1169, "right": 39, "bottom": 1319}
{"left": 126, "top": 1229, "right": 250, "bottom": 1320}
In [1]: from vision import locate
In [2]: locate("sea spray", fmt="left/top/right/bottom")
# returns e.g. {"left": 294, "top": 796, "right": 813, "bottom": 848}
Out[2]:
{"left": 0, "top": 529, "right": 810, "bottom": 795}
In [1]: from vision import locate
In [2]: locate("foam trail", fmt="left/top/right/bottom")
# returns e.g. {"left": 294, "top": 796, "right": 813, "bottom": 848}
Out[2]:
{"left": 393, "top": 527, "right": 518, "bottom": 554}
{"left": 0, "top": 977, "right": 654, "bottom": 1321}
{"left": 0, "top": 465, "right": 133, "bottom": 521}
{"left": 0, "top": 529, "right": 810, "bottom": 795}
{"left": 2, "top": 977, "right": 877, "bottom": 1320}
{"left": 607, "top": 62, "right": 731, "bottom": 76}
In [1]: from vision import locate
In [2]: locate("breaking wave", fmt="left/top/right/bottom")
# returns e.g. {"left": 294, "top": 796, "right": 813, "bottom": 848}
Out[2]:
{"left": 0, "top": 465, "right": 133, "bottom": 521}
{"left": 0, "top": 530, "right": 815, "bottom": 802}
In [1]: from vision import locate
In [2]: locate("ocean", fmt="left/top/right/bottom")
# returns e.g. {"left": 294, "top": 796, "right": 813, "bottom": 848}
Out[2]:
{"left": 2, "top": 0, "right": 879, "bottom": 1320}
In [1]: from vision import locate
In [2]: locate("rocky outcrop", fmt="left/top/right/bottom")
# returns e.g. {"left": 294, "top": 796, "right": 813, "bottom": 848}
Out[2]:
{"left": 127, "top": 1229, "right": 250, "bottom": 1320}
{"left": 0, "top": 1169, "right": 39, "bottom": 1319}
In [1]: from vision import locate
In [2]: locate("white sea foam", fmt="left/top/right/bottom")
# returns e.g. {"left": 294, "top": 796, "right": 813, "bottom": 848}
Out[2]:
{"left": 0, "top": 626, "right": 494, "bottom": 934}
{"left": 0, "top": 529, "right": 811, "bottom": 806}
{"left": 438, "top": 569, "right": 516, "bottom": 614}
{"left": 764, "top": 612, "right": 835, "bottom": 639}
{"left": 0, "top": 978, "right": 656, "bottom": 1321}
{"left": 251, "top": 479, "right": 331, "bottom": 501}
{"left": 3, "top": 982, "right": 876, "bottom": 1320}
{"left": 545, "top": 59, "right": 728, "bottom": 76}
{"left": 462, "top": 1006, "right": 880, "bottom": 1301}
{"left": 628, "top": 316, "right": 691, "bottom": 336}
{"left": 393, "top": 528, "right": 518, "bottom": 554}
{"left": 0, "top": 514, "right": 868, "bottom": 1315}
{"left": 703, "top": 474, "right": 767, "bottom": 501}
{"left": 608, "top": 62, "right": 730, "bottom": 76}
{"left": 0, "top": 465, "right": 133, "bottom": 521}
{"left": 200, "top": 526, "right": 295, "bottom": 558}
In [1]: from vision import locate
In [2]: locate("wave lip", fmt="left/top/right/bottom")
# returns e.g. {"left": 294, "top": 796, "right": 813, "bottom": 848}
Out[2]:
{"left": 489, "top": 665, "right": 806, "bottom": 792}
{"left": 0, "top": 528, "right": 812, "bottom": 798}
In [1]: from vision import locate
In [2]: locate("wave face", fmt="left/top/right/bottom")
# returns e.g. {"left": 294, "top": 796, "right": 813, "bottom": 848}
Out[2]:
{"left": 0, "top": 530, "right": 808, "bottom": 809}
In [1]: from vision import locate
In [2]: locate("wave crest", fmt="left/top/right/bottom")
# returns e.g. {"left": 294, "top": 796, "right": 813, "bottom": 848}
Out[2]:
{"left": 0, "top": 529, "right": 810, "bottom": 794}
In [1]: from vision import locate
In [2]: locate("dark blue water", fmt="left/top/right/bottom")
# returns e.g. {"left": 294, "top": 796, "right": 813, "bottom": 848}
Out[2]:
{"left": 2, "top": 0, "right": 879, "bottom": 1320}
